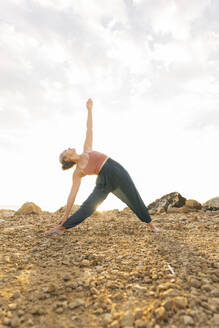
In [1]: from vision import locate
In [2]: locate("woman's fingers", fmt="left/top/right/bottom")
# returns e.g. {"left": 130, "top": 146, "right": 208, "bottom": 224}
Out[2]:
{"left": 86, "top": 98, "right": 93, "bottom": 110}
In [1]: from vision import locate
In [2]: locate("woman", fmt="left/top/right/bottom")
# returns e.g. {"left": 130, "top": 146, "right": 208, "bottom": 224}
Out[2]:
{"left": 45, "top": 98, "right": 159, "bottom": 235}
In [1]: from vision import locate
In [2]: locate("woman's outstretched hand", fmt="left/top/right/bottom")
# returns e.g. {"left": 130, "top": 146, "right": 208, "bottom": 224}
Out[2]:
{"left": 86, "top": 98, "right": 93, "bottom": 111}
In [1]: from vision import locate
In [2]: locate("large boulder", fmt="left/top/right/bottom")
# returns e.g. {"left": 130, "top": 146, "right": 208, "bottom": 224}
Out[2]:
{"left": 15, "top": 202, "right": 42, "bottom": 215}
{"left": 55, "top": 204, "right": 80, "bottom": 215}
{"left": 203, "top": 197, "right": 219, "bottom": 211}
{"left": 185, "top": 199, "right": 202, "bottom": 210}
{"left": 147, "top": 192, "right": 186, "bottom": 212}
{"left": 0, "top": 209, "right": 15, "bottom": 217}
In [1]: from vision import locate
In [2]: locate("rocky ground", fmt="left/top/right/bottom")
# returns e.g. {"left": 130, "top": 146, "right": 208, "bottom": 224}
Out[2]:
{"left": 0, "top": 207, "right": 219, "bottom": 328}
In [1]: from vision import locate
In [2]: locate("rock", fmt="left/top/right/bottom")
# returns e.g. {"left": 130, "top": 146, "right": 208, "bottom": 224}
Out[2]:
{"left": 183, "top": 315, "right": 194, "bottom": 325}
{"left": 212, "top": 314, "right": 219, "bottom": 325}
{"left": 17, "top": 310, "right": 24, "bottom": 317}
{"left": 211, "top": 289, "right": 219, "bottom": 297}
{"left": 56, "top": 307, "right": 64, "bottom": 314}
{"left": 178, "top": 206, "right": 192, "bottom": 213}
{"left": 203, "top": 197, "right": 219, "bottom": 210}
{"left": 26, "top": 318, "right": 34, "bottom": 326}
{"left": 201, "top": 284, "right": 212, "bottom": 292}
{"left": 68, "top": 299, "right": 85, "bottom": 309}
{"left": 43, "top": 284, "right": 57, "bottom": 294}
{"left": 157, "top": 206, "right": 165, "bottom": 214}
{"left": 63, "top": 274, "right": 71, "bottom": 281}
{"left": 15, "top": 202, "right": 42, "bottom": 215}
{"left": 10, "top": 316, "right": 20, "bottom": 328}
{"left": 135, "top": 319, "right": 148, "bottom": 328}
{"left": 0, "top": 209, "right": 15, "bottom": 217}
{"left": 133, "top": 284, "right": 147, "bottom": 293}
{"left": 158, "top": 283, "right": 173, "bottom": 291}
{"left": 189, "top": 278, "right": 201, "bottom": 288}
{"left": 173, "top": 297, "right": 188, "bottom": 309}
{"left": 11, "top": 292, "right": 20, "bottom": 300}
{"left": 185, "top": 199, "right": 202, "bottom": 210}
{"left": 162, "top": 300, "right": 174, "bottom": 311}
{"left": 8, "top": 303, "right": 17, "bottom": 311}
{"left": 147, "top": 192, "right": 186, "bottom": 212}
{"left": 102, "top": 313, "right": 113, "bottom": 327}
{"left": 162, "top": 289, "right": 178, "bottom": 298}
{"left": 54, "top": 204, "right": 80, "bottom": 215}
{"left": 31, "top": 306, "right": 45, "bottom": 315}
{"left": 167, "top": 207, "right": 179, "bottom": 213}
{"left": 134, "top": 308, "right": 144, "bottom": 320}
{"left": 3, "top": 317, "right": 11, "bottom": 326}
{"left": 109, "top": 320, "right": 120, "bottom": 328}
{"left": 155, "top": 307, "right": 168, "bottom": 321}
{"left": 120, "top": 311, "right": 134, "bottom": 327}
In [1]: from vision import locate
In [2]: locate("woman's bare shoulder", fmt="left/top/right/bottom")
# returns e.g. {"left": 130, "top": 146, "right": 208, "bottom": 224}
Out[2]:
{"left": 83, "top": 148, "right": 93, "bottom": 154}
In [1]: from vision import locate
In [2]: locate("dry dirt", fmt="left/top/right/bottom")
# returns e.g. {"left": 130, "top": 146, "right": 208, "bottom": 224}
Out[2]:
{"left": 0, "top": 208, "right": 219, "bottom": 328}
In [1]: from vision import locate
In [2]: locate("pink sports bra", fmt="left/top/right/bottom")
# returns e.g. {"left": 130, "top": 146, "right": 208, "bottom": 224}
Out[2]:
{"left": 78, "top": 150, "right": 109, "bottom": 176}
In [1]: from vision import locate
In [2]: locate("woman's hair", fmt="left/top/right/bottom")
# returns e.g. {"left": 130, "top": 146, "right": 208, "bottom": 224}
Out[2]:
{"left": 59, "top": 153, "right": 76, "bottom": 170}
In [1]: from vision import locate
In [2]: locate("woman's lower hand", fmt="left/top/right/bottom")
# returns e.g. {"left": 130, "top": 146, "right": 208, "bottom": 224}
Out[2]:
{"left": 57, "top": 218, "right": 67, "bottom": 226}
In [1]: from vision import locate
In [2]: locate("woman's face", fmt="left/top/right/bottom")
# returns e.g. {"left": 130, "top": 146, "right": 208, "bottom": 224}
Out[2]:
{"left": 63, "top": 148, "right": 76, "bottom": 161}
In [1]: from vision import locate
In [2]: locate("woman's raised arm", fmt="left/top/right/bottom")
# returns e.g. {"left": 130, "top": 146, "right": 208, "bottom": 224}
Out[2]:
{"left": 83, "top": 98, "right": 93, "bottom": 152}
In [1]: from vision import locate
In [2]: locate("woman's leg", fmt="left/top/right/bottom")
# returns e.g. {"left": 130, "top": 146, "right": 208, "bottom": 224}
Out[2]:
{"left": 62, "top": 185, "right": 110, "bottom": 229}
{"left": 111, "top": 166, "right": 152, "bottom": 223}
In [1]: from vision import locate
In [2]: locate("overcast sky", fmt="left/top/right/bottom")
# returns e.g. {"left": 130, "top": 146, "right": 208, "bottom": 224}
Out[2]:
{"left": 0, "top": 0, "right": 219, "bottom": 212}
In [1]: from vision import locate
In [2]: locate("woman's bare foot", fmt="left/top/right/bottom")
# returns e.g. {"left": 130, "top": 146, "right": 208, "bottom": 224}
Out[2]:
{"left": 147, "top": 222, "right": 160, "bottom": 233}
{"left": 45, "top": 225, "right": 66, "bottom": 235}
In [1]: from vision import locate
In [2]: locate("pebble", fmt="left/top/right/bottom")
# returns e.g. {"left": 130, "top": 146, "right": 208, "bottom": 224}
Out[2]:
{"left": 56, "top": 307, "right": 64, "bottom": 314}
{"left": 135, "top": 319, "right": 148, "bottom": 328}
{"left": 213, "top": 314, "right": 219, "bottom": 325}
{"left": 134, "top": 308, "right": 143, "bottom": 320}
{"left": 173, "top": 297, "right": 188, "bottom": 309}
{"left": 155, "top": 306, "right": 168, "bottom": 321}
{"left": 162, "top": 289, "right": 178, "bottom": 297}
{"left": 43, "top": 284, "right": 57, "bottom": 293}
{"left": 31, "top": 306, "right": 45, "bottom": 315}
{"left": 17, "top": 310, "right": 24, "bottom": 317}
{"left": 189, "top": 278, "right": 201, "bottom": 288}
{"left": 162, "top": 300, "right": 174, "bottom": 311}
{"left": 158, "top": 283, "right": 173, "bottom": 291}
{"left": 68, "top": 299, "right": 85, "bottom": 309}
{"left": 8, "top": 303, "right": 17, "bottom": 311}
{"left": 11, "top": 292, "right": 20, "bottom": 300}
{"left": 27, "top": 318, "right": 34, "bottom": 326}
{"left": 63, "top": 274, "right": 71, "bottom": 281}
{"left": 109, "top": 320, "right": 120, "bottom": 328}
{"left": 211, "top": 289, "right": 219, "bottom": 297}
{"left": 3, "top": 318, "right": 11, "bottom": 326}
{"left": 183, "top": 315, "right": 194, "bottom": 325}
{"left": 201, "top": 284, "right": 212, "bottom": 292}
{"left": 120, "top": 311, "right": 134, "bottom": 327}
{"left": 102, "top": 313, "right": 113, "bottom": 326}
{"left": 10, "top": 317, "right": 20, "bottom": 328}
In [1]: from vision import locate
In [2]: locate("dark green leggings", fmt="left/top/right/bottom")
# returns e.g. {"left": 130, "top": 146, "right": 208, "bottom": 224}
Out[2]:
{"left": 62, "top": 158, "right": 152, "bottom": 229}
